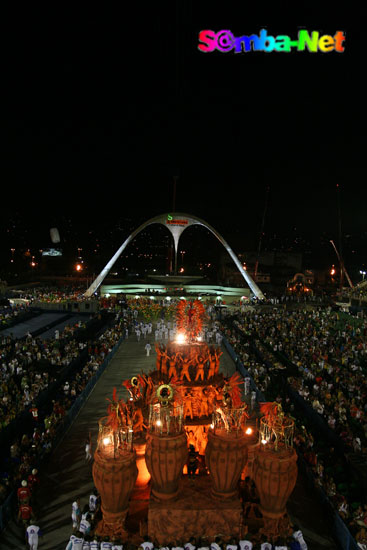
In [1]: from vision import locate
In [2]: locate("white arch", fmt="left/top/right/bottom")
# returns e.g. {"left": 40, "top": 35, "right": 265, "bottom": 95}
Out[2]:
{"left": 84, "top": 213, "right": 265, "bottom": 299}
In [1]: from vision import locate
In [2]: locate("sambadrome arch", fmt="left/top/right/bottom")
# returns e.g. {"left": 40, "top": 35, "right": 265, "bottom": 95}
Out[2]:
{"left": 83, "top": 213, "right": 265, "bottom": 300}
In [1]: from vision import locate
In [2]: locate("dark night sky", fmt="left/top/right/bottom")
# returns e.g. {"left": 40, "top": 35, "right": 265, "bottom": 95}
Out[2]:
{"left": 2, "top": 5, "right": 365, "bottom": 271}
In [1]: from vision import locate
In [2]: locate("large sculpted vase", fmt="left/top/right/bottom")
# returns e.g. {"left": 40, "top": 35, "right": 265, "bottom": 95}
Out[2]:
{"left": 205, "top": 430, "right": 248, "bottom": 499}
{"left": 92, "top": 448, "right": 138, "bottom": 538}
{"left": 253, "top": 447, "right": 298, "bottom": 538}
{"left": 145, "top": 431, "right": 188, "bottom": 500}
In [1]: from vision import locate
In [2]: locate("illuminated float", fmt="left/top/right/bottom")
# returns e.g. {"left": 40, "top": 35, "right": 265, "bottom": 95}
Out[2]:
{"left": 91, "top": 299, "right": 297, "bottom": 544}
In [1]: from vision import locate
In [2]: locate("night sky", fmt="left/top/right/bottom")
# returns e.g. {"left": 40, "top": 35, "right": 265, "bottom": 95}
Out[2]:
{"left": 2, "top": 5, "right": 365, "bottom": 274}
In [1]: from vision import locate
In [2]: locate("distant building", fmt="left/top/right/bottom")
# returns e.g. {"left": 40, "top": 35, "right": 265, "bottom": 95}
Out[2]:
{"left": 220, "top": 250, "right": 303, "bottom": 288}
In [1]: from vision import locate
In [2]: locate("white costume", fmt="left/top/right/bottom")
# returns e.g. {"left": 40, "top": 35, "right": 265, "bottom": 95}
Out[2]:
{"left": 79, "top": 518, "right": 91, "bottom": 535}
{"left": 89, "top": 493, "right": 98, "bottom": 511}
{"left": 85, "top": 441, "right": 92, "bottom": 461}
{"left": 66, "top": 535, "right": 84, "bottom": 550}
{"left": 293, "top": 530, "right": 308, "bottom": 550}
{"left": 71, "top": 500, "right": 80, "bottom": 529}
{"left": 26, "top": 524, "right": 40, "bottom": 550}
{"left": 239, "top": 541, "right": 253, "bottom": 550}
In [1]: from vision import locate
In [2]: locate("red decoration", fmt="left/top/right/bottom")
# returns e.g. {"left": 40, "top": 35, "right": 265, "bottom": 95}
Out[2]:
{"left": 227, "top": 372, "right": 245, "bottom": 409}
{"left": 176, "top": 299, "right": 206, "bottom": 341}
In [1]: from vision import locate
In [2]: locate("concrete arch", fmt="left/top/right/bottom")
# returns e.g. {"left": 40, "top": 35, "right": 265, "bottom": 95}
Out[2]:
{"left": 84, "top": 212, "right": 265, "bottom": 299}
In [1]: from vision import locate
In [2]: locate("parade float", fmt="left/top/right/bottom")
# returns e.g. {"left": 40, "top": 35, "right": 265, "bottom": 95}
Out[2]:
{"left": 92, "top": 299, "right": 298, "bottom": 545}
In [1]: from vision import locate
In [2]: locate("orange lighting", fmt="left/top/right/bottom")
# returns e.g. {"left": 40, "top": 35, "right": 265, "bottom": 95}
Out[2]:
{"left": 175, "top": 333, "right": 186, "bottom": 344}
{"left": 245, "top": 427, "right": 253, "bottom": 435}
{"left": 75, "top": 263, "right": 82, "bottom": 272}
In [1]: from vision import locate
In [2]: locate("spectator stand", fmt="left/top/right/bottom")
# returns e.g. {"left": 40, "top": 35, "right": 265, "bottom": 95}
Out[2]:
{"left": 223, "top": 315, "right": 362, "bottom": 550}
{"left": 0, "top": 333, "right": 124, "bottom": 534}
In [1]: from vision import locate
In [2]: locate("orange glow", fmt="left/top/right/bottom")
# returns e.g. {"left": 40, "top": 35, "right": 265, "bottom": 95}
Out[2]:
{"left": 175, "top": 333, "right": 186, "bottom": 344}
{"left": 75, "top": 263, "right": 82, "bottom": 272}
{"left": 330, "top": 266, "right": 336, "bottom": 276}
{"left": 134, "top": 442, "right": 151, "bottom": 489}
{"left": 245, "top": 427, "right": 253, "bottom": 435}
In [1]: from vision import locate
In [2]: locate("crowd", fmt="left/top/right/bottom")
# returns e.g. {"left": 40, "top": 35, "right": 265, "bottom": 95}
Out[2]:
{"left": 3, "top": 292, "right": 367, "bottom": 549}
{"left": 220, "top": 306, "right": 367, "bottom": 548}
{"left": 62, "top": 482, "right": 307, "bottom": 550}
{"left": 0, "top": 302, "right": 31, "bottom": 328}
{"left": 0, "top": 320, "right": 89, "bottom": 432}
{"left": 63, "top": 529, "right": 309, "bottom": 550}
{"left": 233, "top": 307, "right": 367, "bottom": 452}
{"left": 0, "top": 305, "right": 133, "bottom": 524}
{"left": 11, "top": 285, "right": 90, "bottom": 304}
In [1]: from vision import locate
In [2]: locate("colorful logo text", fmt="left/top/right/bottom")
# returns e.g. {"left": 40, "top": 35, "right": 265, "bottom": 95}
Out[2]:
{"left": 198, "top": 29, "right": 345, "bottom": 53}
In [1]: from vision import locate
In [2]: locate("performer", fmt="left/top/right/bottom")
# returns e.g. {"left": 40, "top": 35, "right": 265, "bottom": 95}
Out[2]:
{"left": 198, "top": 388, "right": 209, "bottom": 418}
{"left": 184, "top": 390, "right": 194, "bottom": 420}
{"left": 85, "top": 433, "right": 92, "bottom": 462}
{"left": 194, "top": 352, "right": 209, "bottom": 382}
{"left": 168, "top": 352, "right": 180, "bottom": 379}
{"left": 160, "top": 349, "right": 169, "bottom": 375}
{"left": 26, "top": 523, "right": 41, "bottom": 550}
{"left": 207, "top": 352, "right": 217, "bottom": 379}
{"left": 155, "top": 343, "right": 162, "bottom": 371}
{"left": 180, "top": 354, "right": 194, "bottom": 382}
{"left": 214, "top": 348, "right": 223, "bottom": 374}
{"left": 133, "top": 408, "right": 147, "bottom": 434}
{"left": 187, "top": 444, "right": 199, "bottom": 478}
{"left": 17, "top": 480, "right": 31, "bottom": 504}
{"left": 145, "top": 342, "right": 152, "bottom": 356}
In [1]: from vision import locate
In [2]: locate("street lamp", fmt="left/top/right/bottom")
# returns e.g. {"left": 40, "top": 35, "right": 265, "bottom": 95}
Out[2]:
{"left": 360, "top": 270, "right": 366, "bottom": 281}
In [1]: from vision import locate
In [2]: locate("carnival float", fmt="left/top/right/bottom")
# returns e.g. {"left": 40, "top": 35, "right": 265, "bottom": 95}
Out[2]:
{"left": 92, "top": 299, "right": 298, "bottom": 545}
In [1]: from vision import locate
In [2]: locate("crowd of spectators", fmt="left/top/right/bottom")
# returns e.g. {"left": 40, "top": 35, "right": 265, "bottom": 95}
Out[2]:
{"left": 0, "top": 321, "right": 88, "bottom": 431}
{"left": 11, "top": 284, "right": 90, "bottom": 304}
{"left": 0, "top": 304, "right": 133, "bottom": 522}
{"left": 220, "top": 305, "right": 367, "bottom": 547}
{"left": 233, "top": 308, "right": 367, "bottom": 453}
{"left": 0, "top": 302, "right": 31, "bottom": 328}
{"left": 2, "top": 290, "right": 367, "bottom": 548}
